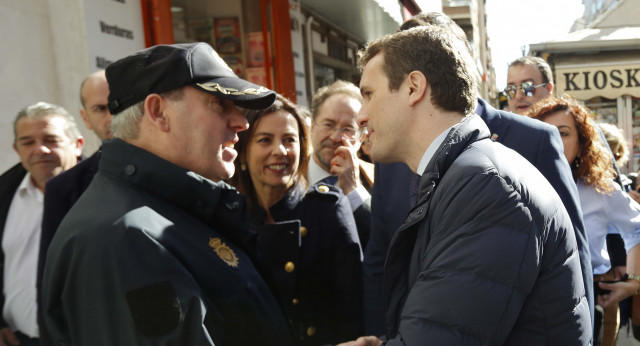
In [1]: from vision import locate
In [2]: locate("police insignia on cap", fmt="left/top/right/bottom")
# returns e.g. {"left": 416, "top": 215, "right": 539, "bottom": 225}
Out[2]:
{"left": 197, "top": 82, "right": 270, "bottom": 96}
{"left": 209, "top": 237, "right": 239, "bottom": 267}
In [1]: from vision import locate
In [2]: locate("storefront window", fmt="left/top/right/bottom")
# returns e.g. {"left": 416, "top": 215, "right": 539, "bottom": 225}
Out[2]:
{"left": 314, "top": 63, "right": 336, "bottom": 89}
{"left": 168, "top": 0, "right": 265, "bottom": 84}
{"left": 631, "top": 97, "right": 640, "bottom": 173}
{"left": 585, "top": 96, "right": 617, "bottom": 124}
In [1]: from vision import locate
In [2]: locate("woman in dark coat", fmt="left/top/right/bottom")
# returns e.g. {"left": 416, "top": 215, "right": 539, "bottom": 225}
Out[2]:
{"left": 229, "top": 94, "right": 362, "bottom": 345}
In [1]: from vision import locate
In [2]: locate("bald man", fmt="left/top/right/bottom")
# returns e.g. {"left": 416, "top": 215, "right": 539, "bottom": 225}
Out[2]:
{"left": 79, "top": 70, "right": 112, "bottom": 141}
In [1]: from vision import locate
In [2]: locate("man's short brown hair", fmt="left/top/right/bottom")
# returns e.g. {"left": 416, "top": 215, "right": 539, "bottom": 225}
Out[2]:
{"left": 358, "top": 26, "right": 477, "bottom": 115}
{"left": 508, "top": 56, "right": 554, "bottom": 84}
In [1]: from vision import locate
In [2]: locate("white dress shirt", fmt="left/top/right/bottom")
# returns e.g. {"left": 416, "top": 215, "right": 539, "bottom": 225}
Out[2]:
{"left": 578, "top": 179, "right": 640, "bottom": 275}
{"left": 308, "top": 157, "right": 370, "bottom": 211}
{"left": 2, "top": 173, "right": 42, "bottom": 337}
{"left": 416, "top": 126, "right": 454, "bottom": 176}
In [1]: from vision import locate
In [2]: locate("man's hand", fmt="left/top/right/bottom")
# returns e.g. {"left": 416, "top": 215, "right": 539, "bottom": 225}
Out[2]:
{"left": 629, "top": 190, "right": 640, "bottom": 204}
{"left": 330, "top": 135, "right": 361, "bottom": 195}
{"left": 613, "top": 266, "right": 627, "bottom": 280}
{"left": 597, "top": 279, "right": 640, "bottom": 309}
{"left": 336, "top": 335, "right": 383, "bottom": 346}
{"left": 0, "top": 327, "right": 20, "bottom": 346}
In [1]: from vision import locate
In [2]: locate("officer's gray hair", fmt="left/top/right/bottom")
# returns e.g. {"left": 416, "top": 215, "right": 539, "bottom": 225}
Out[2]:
{"left": 111, "top": 88, "right": 185, "bottom": 140}
{"left": 111, "top": 101, "right": 144, "bottom": 140}
{"left": 13, "top": 102, "right": 82, "bottom": 143}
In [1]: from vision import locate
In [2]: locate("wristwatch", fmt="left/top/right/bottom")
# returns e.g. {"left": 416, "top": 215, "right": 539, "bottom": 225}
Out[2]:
{"left": 624, "top": 274, "right": 640, "bottom": 295}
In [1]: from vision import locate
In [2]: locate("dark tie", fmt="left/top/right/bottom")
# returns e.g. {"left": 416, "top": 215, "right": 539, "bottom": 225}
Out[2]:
{"left": 409, "top": 173, "right": 421, "bottom": 207}
{"left": 320, "top": 175, "right": 338, "bottom": 186}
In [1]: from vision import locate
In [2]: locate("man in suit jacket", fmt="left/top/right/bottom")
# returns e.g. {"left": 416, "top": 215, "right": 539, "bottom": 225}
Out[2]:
{"left": 362, "top": 12, "right": 592, "bottom": 337}
{"left": 0, "top": 102, "right": 83, "bottom": 345}
{"left": 507, "top": 54, "right": 628, "bottom": 338}
{"left": 308, "top": 80, "right": 372, "bottom": 249}
{"left": 0, "top": 164, "right": 27, "bottom": 236}
{"left": 36, "top": 70, "right": 112, "bottom": 345}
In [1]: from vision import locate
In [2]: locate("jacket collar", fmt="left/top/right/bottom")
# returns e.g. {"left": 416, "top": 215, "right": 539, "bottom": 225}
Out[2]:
{"left": 476, "top": 97, "right": 509, "bottom": 143}
{"left": 249, "top": 183, "right": 305, "bottom": 226}
{"left": 99, "top": 139, "right": 249, "bottom": 243}
{"left": 416, "top": 114, "right": 491, "bottom": 204}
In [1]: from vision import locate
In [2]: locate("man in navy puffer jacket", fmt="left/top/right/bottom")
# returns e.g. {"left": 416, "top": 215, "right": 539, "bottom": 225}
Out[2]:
{"left": 342, "top": 24, "right": 590, "bottom": 346}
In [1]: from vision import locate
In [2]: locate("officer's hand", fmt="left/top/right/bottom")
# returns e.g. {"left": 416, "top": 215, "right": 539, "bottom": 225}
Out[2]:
{"left": 336, "top": 335, "right": 382, "bottom": 346}
{"left": 330, "top": 135, "right": 360, "bottom": 195}
{"left": 0, "top": 327, "right": 20, "bottom": 346}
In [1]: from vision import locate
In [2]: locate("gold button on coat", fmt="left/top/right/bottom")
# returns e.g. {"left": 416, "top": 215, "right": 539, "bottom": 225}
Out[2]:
{"left": 285, "top": 261, "right": 295, "bottom": 272}
{"left": 292, "top": 298, "right": 299, "bottom": 305}
{"left": 318, "top": 185, "right": 330, "bottom": 193}
{"left": 300, "top": 226, "right": 308, "bottom": 237}
{"left": 307, "top": 326, "right": 316, "bottom": 336}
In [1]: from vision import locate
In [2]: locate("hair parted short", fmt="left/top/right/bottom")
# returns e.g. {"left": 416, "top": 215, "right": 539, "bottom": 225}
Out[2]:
{"left": 357, "top": 26, "right": 478, "bottom": 115}
{"left": 527, "top": 96, "right": 615, "bottom": 193}
{"left": 508, "top": 56, "right": 554, "bottom": 85}
{"left": 311, "top": 80, "right": 362, "bottom": 121}
{"left": 14, "top": 102, "right": 82, "bottom": 143}
{"left": 229, "top": 94, "right": 310, "bottom": 208}
{"left": 111, "top": 87, "right": 185, "bottom": 140}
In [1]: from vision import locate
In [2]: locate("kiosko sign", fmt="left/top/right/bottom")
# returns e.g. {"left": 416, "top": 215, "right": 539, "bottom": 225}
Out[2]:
{"left": 556, "top": 61, "right": 640, "bottom": 99}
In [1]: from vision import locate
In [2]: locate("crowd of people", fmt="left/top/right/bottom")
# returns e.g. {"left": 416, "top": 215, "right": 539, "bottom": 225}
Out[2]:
{"left": 1, "top": 10, "right": 638, "bottom": 346}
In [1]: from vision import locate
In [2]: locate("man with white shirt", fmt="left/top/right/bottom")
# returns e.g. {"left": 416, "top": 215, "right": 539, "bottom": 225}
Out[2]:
{"left": 309, "top": 80, "right": 374, "bottom": 248}
{"left": 0, "top": 102, "right": 83, "bottom": 346}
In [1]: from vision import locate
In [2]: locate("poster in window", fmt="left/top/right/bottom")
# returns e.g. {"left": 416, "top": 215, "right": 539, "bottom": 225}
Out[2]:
{"left": 214, "top": 17, "right": 241, "bottom": 54}
{"left": 189, "top": 19, "right": 214, "bottom": 46}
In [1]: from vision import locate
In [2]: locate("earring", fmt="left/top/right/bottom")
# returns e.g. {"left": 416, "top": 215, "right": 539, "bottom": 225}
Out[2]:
{"left": 241, "top": 162, "right": 247, "bottom": 171}
{"left": 572, "top": 157, "right": 581, "bottom": 169}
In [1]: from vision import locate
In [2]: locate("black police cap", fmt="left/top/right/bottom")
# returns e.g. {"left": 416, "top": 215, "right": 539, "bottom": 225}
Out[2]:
{"left": 106, "top": 42, "right": 276, "bottom": 115}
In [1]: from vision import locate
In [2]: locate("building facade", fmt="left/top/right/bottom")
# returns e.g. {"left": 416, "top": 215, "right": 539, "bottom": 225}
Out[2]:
{"left": 529, "top": 0, "right": 640, "bottom": 172}
{"left": 0, "top": 0, "right": 429, "bottom": 173}
{"left": 443, "top": 0, "right": 496, "bottom": 103}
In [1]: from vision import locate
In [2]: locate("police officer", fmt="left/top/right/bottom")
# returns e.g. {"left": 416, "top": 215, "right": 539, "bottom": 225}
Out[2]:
{"left": 41, "top": 43, "right": 295, "bottom": 346}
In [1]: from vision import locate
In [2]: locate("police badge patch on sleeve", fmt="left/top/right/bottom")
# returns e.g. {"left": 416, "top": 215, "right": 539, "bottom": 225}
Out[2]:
{"left": 126, "top": 281, "right": 182, "bottom": 337}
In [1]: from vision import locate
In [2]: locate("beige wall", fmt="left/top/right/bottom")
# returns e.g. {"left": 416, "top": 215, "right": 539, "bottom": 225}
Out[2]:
{"left": 0, "top": 0, "right": 97, "bottom": 174}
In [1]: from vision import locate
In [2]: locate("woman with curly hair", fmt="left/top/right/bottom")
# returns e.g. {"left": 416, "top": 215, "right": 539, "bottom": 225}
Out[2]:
{"left": 528, "top": 96, "right": 640, "bottom": 346}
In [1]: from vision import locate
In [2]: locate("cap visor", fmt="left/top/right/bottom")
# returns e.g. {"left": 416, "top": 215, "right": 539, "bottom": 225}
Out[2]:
{"left": 194, "top": 77, "right": 276, "bottom": 110}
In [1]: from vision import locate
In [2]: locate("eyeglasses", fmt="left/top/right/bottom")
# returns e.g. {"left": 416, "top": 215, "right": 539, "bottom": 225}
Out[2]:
{"left": 317, "top": 121, "right": 361, "bottom": 140}
{"left": 503, "top": 81, "right": 548, "bottom": 100}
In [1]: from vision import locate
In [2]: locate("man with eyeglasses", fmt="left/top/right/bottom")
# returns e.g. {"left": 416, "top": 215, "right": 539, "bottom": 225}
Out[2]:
{"left": 505, "top": 56, "right": 554, "bottom": 114}
{"left": 506, "top": 52, "right": 633, "bottom": 345}
{"left": 309, "top": 80, "right": 373, "bottom": 249}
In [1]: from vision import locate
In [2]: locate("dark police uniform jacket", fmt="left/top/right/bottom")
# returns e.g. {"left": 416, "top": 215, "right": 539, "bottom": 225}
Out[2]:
{"left": 38, "top": 151, "right": 100, "bottom": 346}
{"left": 42, "top": 139, "right": 294, "bottom": 346}
{"left": 249, "top": 183, "right": 362, "bottom": 346}
{"left": 383, "top": 115, "right": 590, "bottom": 345}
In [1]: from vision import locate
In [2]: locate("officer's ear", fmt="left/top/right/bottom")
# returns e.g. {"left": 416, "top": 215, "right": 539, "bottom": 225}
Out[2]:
{"left": 144, "top": 94, "right": 171, "bottom": 132}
